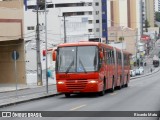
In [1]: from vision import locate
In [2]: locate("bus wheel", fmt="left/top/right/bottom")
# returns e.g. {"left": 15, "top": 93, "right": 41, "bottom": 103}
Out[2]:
{"left": 99, "top": 80, "right": 106, "bottom": 96}
{"left": 118, "top": 76, "right": 122, "bottom": 90}
{"left": 125, "top": 75, "right": 129, "bottom": 87}
{"left": 111, "top": 79, "right": 115, "bottom": 92}
{"left": 65, "top": 93, "right": 70, "bottom": 98}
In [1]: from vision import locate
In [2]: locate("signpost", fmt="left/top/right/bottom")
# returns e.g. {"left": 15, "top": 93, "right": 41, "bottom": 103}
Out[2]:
{"left": 12, "top": 51, "right": 19, "bottom": 97}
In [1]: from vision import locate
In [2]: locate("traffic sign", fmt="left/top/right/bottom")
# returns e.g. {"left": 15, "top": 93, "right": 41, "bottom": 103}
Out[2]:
{"left": 12, "top": 51, "right": 19, "bottom": 60}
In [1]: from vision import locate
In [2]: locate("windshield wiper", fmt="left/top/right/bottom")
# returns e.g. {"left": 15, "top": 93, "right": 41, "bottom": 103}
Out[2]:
{"left": 79, "top": 59, "right": 87, "bottom": 73}
{"left": 65, "top": 60, "right": 74, "bottom": 74}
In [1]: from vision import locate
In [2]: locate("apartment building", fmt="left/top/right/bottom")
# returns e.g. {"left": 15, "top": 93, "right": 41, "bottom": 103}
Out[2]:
{"left": 0, "top": 0, "right": 26, "bottom": 84}
{"left": 108, "top": 0, "right": 144, "bottom": 39}
{"left": 108, "top": 26, "right": 137, "bottom": 55}
{"left": 155, "top": 0, "right": 159, "bottom": 12}
{"left": 145, "top": 0, "right": 155, "bottom": 27}
{"left": 24, "top": 0, "right": 109, "bottom": 44}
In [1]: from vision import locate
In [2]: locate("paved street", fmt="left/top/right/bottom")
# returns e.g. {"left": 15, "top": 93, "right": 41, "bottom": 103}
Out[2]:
{"left": 0, "top": 39, "right": 159, "bottom": 120}
{"left": 0, "top": 68, "right": 160, "bottom": 120}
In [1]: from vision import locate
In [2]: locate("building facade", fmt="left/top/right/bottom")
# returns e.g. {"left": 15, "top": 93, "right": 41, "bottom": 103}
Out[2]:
{"left": 24, "top": 0, "right": 109, "bottom": 73}
{"left": 0, "top": 0, "right": 26, "bottom": 84}
{"left": 108, "top": 26, "right": 137, "bottom": 55}
{"left": 145, "top": 0, "right": 155, "bottom": 27}
{"left": 108, "top": 0, "right": 143, "bottom": 39}
{"left": 24, "top": 0, "right": 109, "bottom": 44}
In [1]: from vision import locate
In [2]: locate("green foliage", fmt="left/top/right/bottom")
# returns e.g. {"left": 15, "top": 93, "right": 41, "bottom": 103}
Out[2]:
{"left": 154, "top": 24, "right": 158, "bottom": 27}
{"left": 145, "top": 20, "right": 150, "bottom": 32}
{"left": 119, "top": 36, "right": 124, "bottom": 42}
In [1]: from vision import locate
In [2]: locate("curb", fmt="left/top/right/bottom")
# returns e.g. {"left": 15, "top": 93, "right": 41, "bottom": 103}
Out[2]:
{"left": 130, "top": 67, "right": 160, "bottom": 80}
{"left": 0, "top": 92, "right": 62, "bottom": 108}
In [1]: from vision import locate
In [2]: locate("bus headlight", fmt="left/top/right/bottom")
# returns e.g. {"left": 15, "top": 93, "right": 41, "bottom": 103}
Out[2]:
{"left": 88, "top": 80, "right": 98, "bottom": 84}
{"left": 57, "top": 81, "right": 64, "bottom": 84}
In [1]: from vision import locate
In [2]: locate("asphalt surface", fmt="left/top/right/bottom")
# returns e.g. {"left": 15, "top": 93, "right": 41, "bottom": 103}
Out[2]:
{"left": 0, "top": 39, "right": 160, "bottom": 120}
{"left": 0, "top": 68, "right": 160, "bottom": 120}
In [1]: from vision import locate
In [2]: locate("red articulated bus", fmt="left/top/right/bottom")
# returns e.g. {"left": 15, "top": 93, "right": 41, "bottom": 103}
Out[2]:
{"left": 53, "top": 41, "right": 131, "bottom": 97}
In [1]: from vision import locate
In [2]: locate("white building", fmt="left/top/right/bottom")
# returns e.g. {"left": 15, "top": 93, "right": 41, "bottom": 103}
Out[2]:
{"left": 24, "top": 0, "right": 108, "bottom": 83}
{"left": 24, "top": 0, "right": 105, "bottom": 44}
{"left": 154, "top": 0, "right": 160, "bottom": 12}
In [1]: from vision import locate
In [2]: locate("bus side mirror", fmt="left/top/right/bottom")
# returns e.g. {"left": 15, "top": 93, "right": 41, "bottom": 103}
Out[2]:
{"left": 100, "top": 51, "right": 104, "bottom": 59}
{"left": 52, "top": 50, "right": 57, "bottom": 61}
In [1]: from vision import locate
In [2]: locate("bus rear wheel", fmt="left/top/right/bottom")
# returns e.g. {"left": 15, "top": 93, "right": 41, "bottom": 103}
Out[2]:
{"left": 111, "top": 79, "right": 115, "bottom": 92}
{"left": 99, "top": 80, "right": 106, "bottom": 96}
{"left": 65, "top": 93, "right": 71, "bottom": 98}
{"left": 124, "top": 75, "right": 129, "bottom": 87}
{"left": 118, "top": 76, "right": 122, "bottom": 90}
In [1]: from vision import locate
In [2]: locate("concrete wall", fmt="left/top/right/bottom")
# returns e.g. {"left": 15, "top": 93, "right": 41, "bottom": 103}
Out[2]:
{"left": 0, "top": 0, "right": 25, "bottom": 84}
{"left": 108, "top": 27, "right": 137, "bottom": 55}
{"left": 0, "top": 40, "right": 26, "bottom": 84}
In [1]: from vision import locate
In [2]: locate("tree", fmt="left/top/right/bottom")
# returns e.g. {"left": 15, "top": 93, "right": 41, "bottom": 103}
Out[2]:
{"left": 119, "top": 36, "right": 124, "bottom": 49}
{"left": 145, "top": 19, "right": 150, "bottom": 32}
{"left": 154, "top": 24, "right": 158, "bottom": 27}
{"left": 119, "top": 36, "right": 124, "bottom": 42}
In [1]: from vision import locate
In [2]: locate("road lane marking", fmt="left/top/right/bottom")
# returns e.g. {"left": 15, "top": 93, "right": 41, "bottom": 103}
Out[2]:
{"left": 70, "top": 104, "right": 86, "bottom": 111}
{"left": 110, "top": 92, "right": 117, "bottom": 96}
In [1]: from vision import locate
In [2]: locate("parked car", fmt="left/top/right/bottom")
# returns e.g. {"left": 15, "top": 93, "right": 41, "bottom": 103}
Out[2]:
{"left": 130, "top": 70, "right": 136, "bottom": 77}
{"left": 135, "top": 68, "right": 140, "bottom": 75}
{"left": 139, "top": 67, "right": 144, "bottom": 75}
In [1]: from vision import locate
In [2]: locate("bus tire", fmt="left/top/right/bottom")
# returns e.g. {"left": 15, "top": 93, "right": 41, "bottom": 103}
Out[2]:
{"left": 111, "top": 79, "right": 115, "bottom": 92}
{"left": 65, "top": 93, "right": 71, "bottom": 98}
{"left": 99, "top": 79, "right": 106, "bottom": 96}
{"left": 124, "top": 75, "right": 129, "bottom": 87}
{"left": 118, "top": 75, "right": 122, "bottom": 90}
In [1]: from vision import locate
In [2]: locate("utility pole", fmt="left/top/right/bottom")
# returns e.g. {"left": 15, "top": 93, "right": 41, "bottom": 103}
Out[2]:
{"left": 135, "top": 28, "right": 138, "bottom": 67}
{"left": 59, "top": 15, "right": 67, "bottom": 43}
{"left": 63, "top": 15, "right": 67, "bottom": 43}
{"left": 36, "top": 0, "right": 42, "bottom": 86}
{"left": 44, "top": 0, "right": 48, "bottom": 93}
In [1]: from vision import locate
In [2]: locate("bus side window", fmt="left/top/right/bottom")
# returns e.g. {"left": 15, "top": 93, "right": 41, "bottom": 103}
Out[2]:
{"left": 119, "top": 52, "right": 121, "bottom": 65}
{"left": 108, "top": 50, "right": 110, "bottom": 64}
{"left": 110, "top": 51, "right": 112, "bottom": 64}
{"left": 104, "top": 50, "right": 107, "bottom": 64}
{"left": 112, "top": 51, "right": 114, "bottom": 64}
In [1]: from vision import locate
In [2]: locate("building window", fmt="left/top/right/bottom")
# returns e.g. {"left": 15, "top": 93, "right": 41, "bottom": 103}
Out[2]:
{"left": 102, "top": 2, "right": 106, "bottom": 6}
{"left": 88, "top": 20, "right": 93, "bottom": 24}
{"left": 96, "top": 28, "right": 99, "bottom": 32}
{"left": 88, "top": 2, "right": 92, "bottom": 6}
{"left": 27, "top": 26, "right": 35, "bottom": 30}
{"left": 96, "top": 11, "right": 99, "bottom": 15}
{"left": 102, "top": 19, "right": 106, "bottom": 23}
{"left": 27, "top": 5, "right": 36, "bottom": 9}
{"left": 47, "top": 4, "right": 54, "bottom": 8}
{"left": 88, "top": 29, "right": 93, "bottom": 32}
{"left": 102, "top": 11, "right": 106, "bottom": 15}
{"left": 89, "top": 11, "right": 92, "bottom": 15}
{"left": 95, "top": 2, "right": 99, "bottom": 6}
{"left": 96, "top": 20, "right": 99, "bottom": 23}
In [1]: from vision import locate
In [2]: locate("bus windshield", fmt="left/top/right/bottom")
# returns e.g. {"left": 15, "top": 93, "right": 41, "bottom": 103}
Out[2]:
{"left": 57, "top": 46, "right": 99, "bottom": 73}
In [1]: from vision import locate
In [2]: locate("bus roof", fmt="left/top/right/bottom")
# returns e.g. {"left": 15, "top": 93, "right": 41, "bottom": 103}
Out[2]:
{"left": 58, "top": 41, "right": 100, "bottom": 47}
{"left": 57, "top": 41, "right": 131, "bottom": 55}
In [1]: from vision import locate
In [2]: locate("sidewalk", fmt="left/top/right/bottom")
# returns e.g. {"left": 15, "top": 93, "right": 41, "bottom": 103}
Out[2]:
{"left": 0, "top": 82, "right": 59, "bottom": 108}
